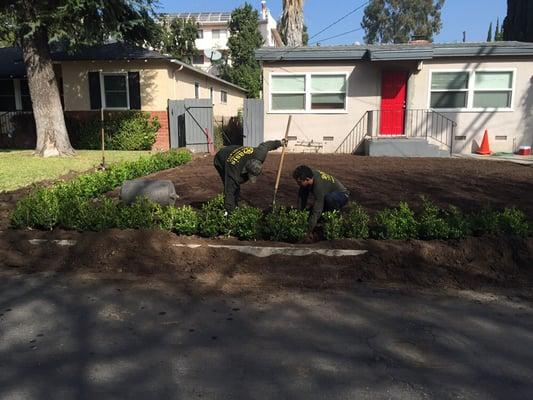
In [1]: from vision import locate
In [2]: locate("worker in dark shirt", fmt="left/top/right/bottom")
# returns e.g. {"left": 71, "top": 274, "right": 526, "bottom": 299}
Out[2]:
{"left": 214, "top": 140, "right": 285, "bottom": 212}
{"left": 293, "top": 165, "right": 350, "bottom": 232}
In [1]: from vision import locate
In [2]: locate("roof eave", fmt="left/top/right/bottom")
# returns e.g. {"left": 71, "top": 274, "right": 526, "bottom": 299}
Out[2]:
{"left": 169, "top": 59, "right": 247, "bottom": 93}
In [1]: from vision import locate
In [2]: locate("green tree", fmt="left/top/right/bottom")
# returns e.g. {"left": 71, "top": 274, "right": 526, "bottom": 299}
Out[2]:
{"left": 302, "top": 24, "right": 309, "bottom": 46}
{"left": 279, "top": 0, "right": 304, "bottom": 46}
{"left": 362, "top": 0, "right": 445, "bottom": 44}
{"left": 220, "top": 3, "right": 263, "bottom": 98}
{"left": 0, "top": 0, "right": 157, "bottom": 157}
{"left": 487, "top": 22, "right": 493, "bottom": 42}
{"left": 503, "top": 0, "right": 533, "bottom": 42}
{"left": 158, "top": 17, "right": 199, "bottom": 63}
{"left": 495, "top": 18, "right": 504, "bottom": 41}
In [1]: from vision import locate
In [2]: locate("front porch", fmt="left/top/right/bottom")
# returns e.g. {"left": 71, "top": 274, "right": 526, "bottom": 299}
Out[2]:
{"left": 335, "top": 109, "right": 457, "bottom": 157}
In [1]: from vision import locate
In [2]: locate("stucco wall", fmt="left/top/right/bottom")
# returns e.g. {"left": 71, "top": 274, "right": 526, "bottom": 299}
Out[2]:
{"left": 173, "top": 67, "right": 245, "bottom": 119}
{"left": 263, "top": 58, "right": 533, "bottom": 154}
{"left": 263, "top": 61, "right": 381, "bottom": 153}
{"left": 409, "top": 57, "right": 533, "bottom": 154}
{"left": 61, "top": 60, "right": 172, "bottom": 112}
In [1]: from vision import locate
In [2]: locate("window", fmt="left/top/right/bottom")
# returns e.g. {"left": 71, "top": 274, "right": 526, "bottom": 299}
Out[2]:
{"left": 270, "top": 73, "right": 348, "bottom": 112}
{"left": 197, "top": 30, "right": 204, "bottom": 39}
{"left": 221, "top": 90, "right": 227, "bottom": 104}
{"left": 102, "top": 74, "right": 128, "bottom": 108}
{"left": 311, "top": 75, "right": 346, "bottom": 110}
{"left": 212, "top": 29, "right": 226, "bottom": 39}
{"left": 430, "top": 72, "right": 469, "bottom": 109}
{"left": 195, "top": 82, "right": 200, "bottom": 99}
{"left": 271, "top": 75, "right": 306, "bottom": 111}
{"left": 192, "top": 55, "right": 204, "bottom": 65}
{"left": 19, "top": 79, "right": 32, "bottom": 111}
{"left": 473, "top": 71, "right": 513, "bottom": 108}
{"left": 210, "top": 87, "right": 214, "bottom": 100}
{"left": 0, "top": 79, "right": 16, "bottom": 111}
{"left": 430, "top": 70, "right": 514, "bottom": 110}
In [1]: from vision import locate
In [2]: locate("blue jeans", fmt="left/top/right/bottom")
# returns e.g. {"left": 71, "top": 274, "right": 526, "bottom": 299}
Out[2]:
{"left": 324, "top": 192, "right": 349, "bottom": 212}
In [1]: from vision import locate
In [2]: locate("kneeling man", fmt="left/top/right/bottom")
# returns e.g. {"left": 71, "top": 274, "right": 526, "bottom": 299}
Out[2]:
{"left": 292, "top": 165, "right": 350, "bottom": 232}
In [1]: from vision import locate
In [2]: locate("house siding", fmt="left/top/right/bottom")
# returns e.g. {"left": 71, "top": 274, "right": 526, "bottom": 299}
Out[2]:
{"left": 172, "top": 67, "right": 244, "bottom": 119}
{"left": 61, "top": 60, "right": 245, "bottom": 151}
{"left": 262, "top": 58, "right": 533, "bottom": 154}
{"left": 409, "top": 57, "right": 533, "bottom": 154}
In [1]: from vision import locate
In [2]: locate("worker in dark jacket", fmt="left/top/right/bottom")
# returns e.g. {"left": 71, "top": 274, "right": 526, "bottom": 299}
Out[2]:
{"left": 214, "top": 140, "right": 285, "bottom": 212}
{"left": 292, "top": 165, "right": 350, "bottom": 232}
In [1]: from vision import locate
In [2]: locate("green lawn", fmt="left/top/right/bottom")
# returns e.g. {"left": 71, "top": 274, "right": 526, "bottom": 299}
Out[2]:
{"left": 0, "top": 150, "right": 152, "bottom": 192}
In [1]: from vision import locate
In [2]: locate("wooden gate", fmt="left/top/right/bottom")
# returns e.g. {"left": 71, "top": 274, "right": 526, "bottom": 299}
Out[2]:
{"left": 168, "top": 99, "right": 214, "bottom": 152}
{"left": 243, "top": 99, "right": 264, "bottom": 147}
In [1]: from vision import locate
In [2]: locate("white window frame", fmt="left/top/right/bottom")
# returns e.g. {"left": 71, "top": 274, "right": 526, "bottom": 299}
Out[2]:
{"left": 100, "top": 72, "right": 130, "bottom": 110}
{"left": 220, "top": 90, "right": 228, "bottom": 104}
{"left": 427, "top": 68, "right": 516, "bottom": 112}
{"left": 269, "top": 72, "right": 349, "bottom": 114}
{"left": 197, "top": 29, "right": 204, "bottom": 39}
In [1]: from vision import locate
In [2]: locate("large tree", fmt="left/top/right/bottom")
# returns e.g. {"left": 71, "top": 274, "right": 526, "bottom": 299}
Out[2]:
{"left": 279, "top": 0, "right": 304, "bottom": 46}
{"left": 362, "top": 0, "right": 445, "bottom": 44}
{"left": 158, "top": 17, "right": 199, "bottom": 63}
{"left": 220, "top": 3, "right": 263, "bottom": 98}
{"left": 503, "top": 0, "right": 533, "bottom": 42}
{"left": 0, "top": 0, "right": 157, "bottom": 157}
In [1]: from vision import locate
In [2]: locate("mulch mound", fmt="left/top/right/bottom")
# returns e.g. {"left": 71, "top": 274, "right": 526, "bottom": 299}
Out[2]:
{"left": 1, "top": 229, "right": 532, "bottom": 294}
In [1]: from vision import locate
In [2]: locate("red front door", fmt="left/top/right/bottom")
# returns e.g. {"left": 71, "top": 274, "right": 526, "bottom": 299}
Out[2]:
{"left": 380, "top": 71, "right": 408, "bottom": 135}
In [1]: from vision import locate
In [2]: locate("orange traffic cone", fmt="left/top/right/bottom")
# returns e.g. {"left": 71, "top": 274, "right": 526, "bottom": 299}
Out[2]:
{"left": 476, "top": 129, "right": 492, "bottom": 155}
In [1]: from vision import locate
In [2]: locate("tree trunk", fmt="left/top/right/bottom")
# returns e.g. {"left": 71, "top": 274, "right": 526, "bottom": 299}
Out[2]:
{"left": 21, "top": 27, "right": 74, "bottom": 157}
{"left": 281, "top": 0, "right": 304, "bottom": 47}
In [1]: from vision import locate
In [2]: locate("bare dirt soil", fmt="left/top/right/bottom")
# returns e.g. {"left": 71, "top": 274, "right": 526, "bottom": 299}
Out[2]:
{"left": 1, "top": 155, "right": 532, "bottom": 293}
{"left": 150, "top": 154, "right": 533, "bottom": 217}
{"left": 1, "top": 229, "right": 532, "bottom": 294}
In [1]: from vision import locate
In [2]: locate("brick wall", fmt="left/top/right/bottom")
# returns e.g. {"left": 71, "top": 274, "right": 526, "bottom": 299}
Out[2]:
{"left": 149, "top": 111, "right": 169, "bottom": 150}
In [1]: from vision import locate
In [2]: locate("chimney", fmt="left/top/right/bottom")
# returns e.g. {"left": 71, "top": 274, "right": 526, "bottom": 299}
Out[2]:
{"left": 261, "top": 0, "right": 267, "bottom": 20}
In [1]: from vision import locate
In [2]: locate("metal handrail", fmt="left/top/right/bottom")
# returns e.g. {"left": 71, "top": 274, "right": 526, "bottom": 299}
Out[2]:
{"left": 335, "top": 109, "right": 456, "bottom": 155}
{"left": 334, "top": 111, "right": 369, "bottom": 154}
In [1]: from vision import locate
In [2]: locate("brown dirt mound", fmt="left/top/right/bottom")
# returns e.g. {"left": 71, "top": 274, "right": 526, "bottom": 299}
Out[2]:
{"left": 1, "top": 229, "right": 532, "bottom": 294}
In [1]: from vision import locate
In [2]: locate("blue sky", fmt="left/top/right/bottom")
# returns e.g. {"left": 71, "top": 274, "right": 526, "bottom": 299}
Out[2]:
{"left": 157, "top": 0, "right": 507, "bottom": 44}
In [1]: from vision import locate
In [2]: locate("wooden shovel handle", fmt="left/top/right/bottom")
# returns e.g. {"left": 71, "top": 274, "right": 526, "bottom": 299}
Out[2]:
{"left": 273, "top": 115, "right": 292, "bottom": 206}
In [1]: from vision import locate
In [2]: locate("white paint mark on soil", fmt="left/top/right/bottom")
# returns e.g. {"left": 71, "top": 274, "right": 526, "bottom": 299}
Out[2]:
{"left": 173, "top": 244, "right": 367, "bottom": 258}
{"left": 29, "top": 239, "right": 77, "bottom": 247}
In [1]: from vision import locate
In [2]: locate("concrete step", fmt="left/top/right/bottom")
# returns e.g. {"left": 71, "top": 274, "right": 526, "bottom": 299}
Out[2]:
{"left": 364, "top": 138, "right": 450, "bottom": 158}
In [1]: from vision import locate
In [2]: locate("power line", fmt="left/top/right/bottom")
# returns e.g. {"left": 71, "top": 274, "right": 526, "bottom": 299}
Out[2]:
{"left": 309, "top": 27, "right": 364, "bottom": 45}
{"left": 307, "top": 1, "right": 370, "bottom": 43}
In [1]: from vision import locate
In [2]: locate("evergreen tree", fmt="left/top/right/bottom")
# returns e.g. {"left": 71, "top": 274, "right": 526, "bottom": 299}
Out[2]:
{"left": 0, "top": 0, "right": 157, "bottom": 157}
{"left": 362, "top": 0, "right": 445, "bottom": 44}
{"left": 494, "top": 18, "right": 504, "bottom": 41}
{"left": 487, "top": 22, "right": 493, "bottom": 42}
{"left": 503, "top": 0, "right": 533, "bottom": 42}
{"left": 159, "top": 18, "right": 199, "bottom": 63}
{"left": 220, "top": 3, "right": 263, "bottom": 98}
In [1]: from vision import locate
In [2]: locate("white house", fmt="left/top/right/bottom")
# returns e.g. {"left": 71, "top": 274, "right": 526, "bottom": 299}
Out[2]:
{"left": 256, "top": 41, "right": 533, "bottom": 156}
{"left": 162, "top": 1, "right": 281, "bottom": 75}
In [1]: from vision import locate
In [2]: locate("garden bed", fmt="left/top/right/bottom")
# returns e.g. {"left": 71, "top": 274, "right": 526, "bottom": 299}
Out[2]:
{"left": 1, "top": 229, "right": 532, "bottom": 293}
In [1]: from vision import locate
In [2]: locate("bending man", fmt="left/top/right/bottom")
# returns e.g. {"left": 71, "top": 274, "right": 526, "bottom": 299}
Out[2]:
{"left": 293, "top": 165, "right": 350, "bottom": 233}
{"left": 214, "top": 140, "right": 285, "bottom": 212}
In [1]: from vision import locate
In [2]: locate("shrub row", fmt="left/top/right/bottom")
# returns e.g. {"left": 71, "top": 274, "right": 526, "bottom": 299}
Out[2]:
{"left": 13, "top": 188, "right": 531, "bottom": 242}
{"left": 10, "top": 150, "right": 192, "bottom": 230}
{"left": 323, "top": 198, "right": 532, "bottom": 240}
{"left": 67, "top": 111, "right": 160, "bottom": 151}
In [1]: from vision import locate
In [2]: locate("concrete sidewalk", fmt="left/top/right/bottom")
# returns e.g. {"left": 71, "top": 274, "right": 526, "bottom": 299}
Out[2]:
{"left": 1, "top": 270, "right": 532, "bottom": 400}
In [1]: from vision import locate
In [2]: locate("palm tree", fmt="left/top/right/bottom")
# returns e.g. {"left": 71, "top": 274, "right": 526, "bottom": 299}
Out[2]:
{"left": 279, "top": 0, "right": 304, "bottom": 46}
